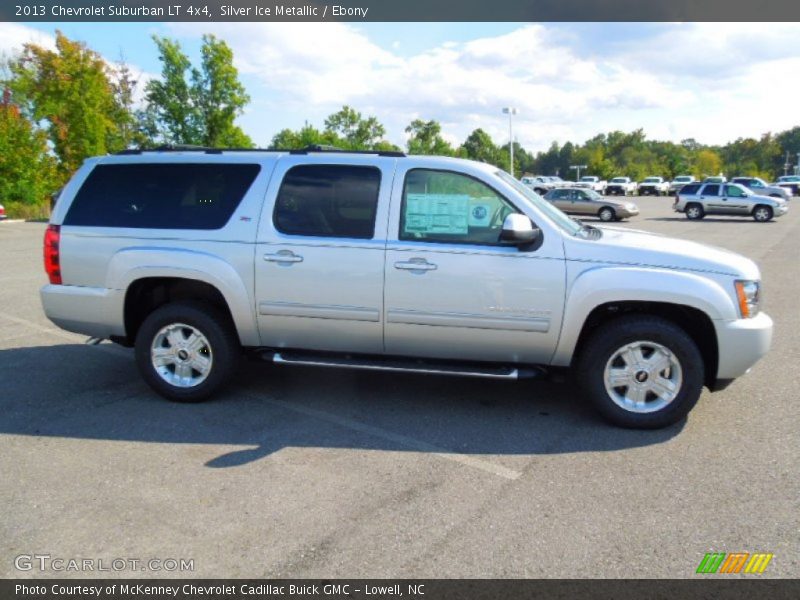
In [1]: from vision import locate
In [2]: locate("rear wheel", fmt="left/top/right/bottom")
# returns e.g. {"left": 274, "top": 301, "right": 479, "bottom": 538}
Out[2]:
{"left": 752, "top": 205, "right": 773, "bottom": 222}
{"left": 598, "top": 207, "right": 616, "bottom": 222}
{"left": 135, "top": 301, "right": 240, "bottom": 402}
{"left": 577, "top": 315, "right": 704, "bottom": 428}
{"left": 685, "top": 203, "right": 704, "bottom": 220}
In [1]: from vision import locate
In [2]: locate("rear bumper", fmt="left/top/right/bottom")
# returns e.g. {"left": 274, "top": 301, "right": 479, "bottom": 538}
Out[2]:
{"left": 714, "top": 312, "right": 773, "bottom": 380}
{"left": 40, "top": 284, "right": 125, "bottom": 340}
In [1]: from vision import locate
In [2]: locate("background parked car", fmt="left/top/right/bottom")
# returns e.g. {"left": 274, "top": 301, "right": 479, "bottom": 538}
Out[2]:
{"left": 702, "top": 176, "right": 727, "bottom": 184}
{"left": 772, "top": 175, "right": 800, "bottom": 196}
{"left": 668, "top": 175, "right": 696, "bottom": 194}
{"left": 606, "top": 177, "right": 637, "bottom": 196}
{"left": 544, "top": 187, "right": 639, "bottom": 221}
{"left": 520, "top": 175, "right": 554, "bottom": 195}
{"left": 573, "top": 176, "right": 607, "bottom": 193}
{"left": 638, "top": 177, "right": 670, "bottom": 196}
{"left": 674, "top": 182, "right": 788, "bottom": 222}
{"left": 731, "top": 177, "right": 791, "bottom": 201}
{"left": 0, "top": 204, "right": 7, "bottom": 221}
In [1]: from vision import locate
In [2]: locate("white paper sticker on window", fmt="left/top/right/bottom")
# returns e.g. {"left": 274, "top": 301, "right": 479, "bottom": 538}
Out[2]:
{"left": 405, "top": 194, "right": 469, "bottom": 235}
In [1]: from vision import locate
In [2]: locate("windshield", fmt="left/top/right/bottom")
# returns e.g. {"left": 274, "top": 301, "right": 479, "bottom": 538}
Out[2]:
{"left": 495, "top": 170, "right": 583, "bottom": 236}
{"left": 675, "top": 176, "right": 692, "bottom": 182}
{"left": 548, "top": 176, "right": 563, "bottom": 182}
{"left": 611, "top": 178, "right": 626, "bottom": 183}
{"left": 644, "top": 177, "right": 660, "bottom": 183}
{"left": 580, "top": 176, "right": 594, "bottom": 182}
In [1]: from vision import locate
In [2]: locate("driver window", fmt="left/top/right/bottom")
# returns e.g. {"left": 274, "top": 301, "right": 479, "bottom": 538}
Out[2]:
{"left": 726, "top": 185, "right": 744, "bottom": 197}
{"left": 400, "top": 169, "right": 519, "bottom": 245}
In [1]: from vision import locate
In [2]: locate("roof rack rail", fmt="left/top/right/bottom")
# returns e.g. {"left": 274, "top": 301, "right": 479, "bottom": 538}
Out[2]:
{"left": 289, "top": 144, "right": 405, "bottom": 157}
{"left": 115, "top": 144, "right": 405, "bottom": 157}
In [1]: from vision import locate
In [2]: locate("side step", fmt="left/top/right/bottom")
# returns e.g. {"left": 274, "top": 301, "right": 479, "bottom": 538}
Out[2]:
{"left": 261, "top": 350, "right": 546, "bottom": 380}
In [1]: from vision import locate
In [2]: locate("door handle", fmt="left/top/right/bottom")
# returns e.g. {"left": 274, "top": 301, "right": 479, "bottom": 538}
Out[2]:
{"left": 264, "top": 251, "right": 303, "bottom": 264}
{"left": 394, "top": 259, "right": 437, "bottom": 272}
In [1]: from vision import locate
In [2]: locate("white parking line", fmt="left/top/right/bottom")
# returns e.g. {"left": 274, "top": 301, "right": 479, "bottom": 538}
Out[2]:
{"left": 256, "top": 395, "right": 523, "bottom": 480}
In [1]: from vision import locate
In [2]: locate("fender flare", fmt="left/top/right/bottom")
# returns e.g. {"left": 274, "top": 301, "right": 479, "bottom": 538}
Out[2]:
{"left": 550, "top": 266, "right": 736, "bottom": 367}
{"left": 106, "top": 246, "right": 260, "bottom": 346}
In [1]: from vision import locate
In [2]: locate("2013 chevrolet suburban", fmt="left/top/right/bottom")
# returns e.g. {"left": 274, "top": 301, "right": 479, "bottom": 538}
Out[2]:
{"left": 40, "top": 147, "right": 773, "bottom": 428}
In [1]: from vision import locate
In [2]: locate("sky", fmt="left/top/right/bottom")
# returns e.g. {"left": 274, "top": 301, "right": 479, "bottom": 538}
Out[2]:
{"left": 1, "top": 21, "right": 799, "bottom": 154}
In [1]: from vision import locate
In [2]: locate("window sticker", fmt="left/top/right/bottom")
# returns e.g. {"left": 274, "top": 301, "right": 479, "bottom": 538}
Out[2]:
{"left": 468, "top": 201, "right": 492, "bottom": 227}
{"left": 405, "top": 194, "right": 470, "bottom": 235}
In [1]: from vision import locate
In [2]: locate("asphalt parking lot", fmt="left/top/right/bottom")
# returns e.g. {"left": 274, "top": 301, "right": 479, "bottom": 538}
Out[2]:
{"left": 1, "top": 196, "right": 798, "bottom": 579}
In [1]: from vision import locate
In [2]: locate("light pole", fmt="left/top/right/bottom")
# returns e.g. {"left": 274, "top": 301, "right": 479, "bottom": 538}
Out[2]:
{"left": 502, "top": 107, "right": 518, "bottom": 177}
{"left": 570, "top": 164, "right": 587, "bottom": 181}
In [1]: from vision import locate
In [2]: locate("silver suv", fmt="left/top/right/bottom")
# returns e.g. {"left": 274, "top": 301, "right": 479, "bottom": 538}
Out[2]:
{"left": 674, "top": 182, "right": 789, "bottom": 222}
{"left": 41, "top": 147, "right": 773, "bottom": 429}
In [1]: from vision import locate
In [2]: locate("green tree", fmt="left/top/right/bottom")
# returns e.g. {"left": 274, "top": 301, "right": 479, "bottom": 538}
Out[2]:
{"left": 0, "top": 96, "right": 58, "bottom": 215}
{"left": 144, "top": 34, "right": 252, "bottom": 147}
{"left": 9, "top": 31, "right": 126, "bottom": 180}
{"left": 405, "top": 119, "right": 454, "bottom": 156}
{"left": 695, "top": 149, "right": 723, "bottom": 179}
{"left": 460, "top": 128, "right": 500, "bottom": 166}
{"left": 324, "top": 105, "right": 387, "bottom": 150}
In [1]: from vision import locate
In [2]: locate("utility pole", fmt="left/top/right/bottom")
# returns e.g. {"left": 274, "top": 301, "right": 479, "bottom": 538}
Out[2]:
{"left": 502, "top": 107, "right": 518, "bottom": 177}
{"left": 570, "top": 164, "right": 587, "bottom": 181}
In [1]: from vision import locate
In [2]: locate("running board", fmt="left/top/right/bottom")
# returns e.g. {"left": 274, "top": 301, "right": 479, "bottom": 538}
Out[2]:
{"left": 261, "top": 350, "right": 545, "bottom": 380}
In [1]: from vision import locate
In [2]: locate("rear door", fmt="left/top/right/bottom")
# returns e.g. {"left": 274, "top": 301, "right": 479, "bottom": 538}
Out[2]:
{"left": 255, "top": 155, "right": 395, "bottom": 353}
{"left": 700, "top": 184, "right": 724, "bottom": 213}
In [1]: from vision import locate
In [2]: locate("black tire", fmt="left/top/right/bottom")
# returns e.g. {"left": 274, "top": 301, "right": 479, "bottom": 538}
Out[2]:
{"left": 598, "top": 207, "right": 616, "bottom": 222}
{"left": 685, "top": 203, "right": 704, "bottom": 220}
{"left": 752, "top": 205, "right": 773, "bottom": 222}
{"left": 576, "top": 315, "right": 705, "bottom": 429}
{"left": 135, "top": 301, "right": 240, "bottom": 402}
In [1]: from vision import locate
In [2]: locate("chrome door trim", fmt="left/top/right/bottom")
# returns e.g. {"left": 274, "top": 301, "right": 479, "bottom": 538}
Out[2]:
{"left": 386, "top": 308, "right": 550, "bottom": 332}
{"left": 259, "top": 301, "right": 380, "bottom": 322}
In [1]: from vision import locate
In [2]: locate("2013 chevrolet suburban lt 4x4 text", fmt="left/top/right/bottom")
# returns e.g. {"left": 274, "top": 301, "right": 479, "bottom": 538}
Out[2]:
{"left": 41, "top": 147, "right": 774, "bottom": 429}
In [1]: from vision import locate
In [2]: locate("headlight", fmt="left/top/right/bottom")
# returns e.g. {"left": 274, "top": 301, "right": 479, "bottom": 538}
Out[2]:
{"left": 626, "top": 203, "right": 638, "bottom": 210}
{"left": 734, "top": 280, "right": 760, "bottom": 318}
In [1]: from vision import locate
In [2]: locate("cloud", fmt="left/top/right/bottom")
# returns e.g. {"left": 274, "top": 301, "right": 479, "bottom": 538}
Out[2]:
{"left": 169, "top": 23, "right": 700, "bottom": 150}
{"left": 0, "top": 23, "right": 55, "bottom": 58}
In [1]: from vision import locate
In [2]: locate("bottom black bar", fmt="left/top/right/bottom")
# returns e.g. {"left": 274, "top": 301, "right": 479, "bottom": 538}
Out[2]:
{"left": 3, "top": 579, "right": 800, "bottom": 600}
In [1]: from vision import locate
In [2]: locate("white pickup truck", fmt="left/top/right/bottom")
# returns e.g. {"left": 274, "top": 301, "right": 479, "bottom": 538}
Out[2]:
{"left": 573, "top": 176, "right": 607, "bottom": 194}
{"left": 638, "top": 177, "right": 670, "bottom": 196}
{"left": 40, "top": 147, "right": 773, "bottom": 429}
{"left": 605, "top": 177, "right": 638, "bottom": 196}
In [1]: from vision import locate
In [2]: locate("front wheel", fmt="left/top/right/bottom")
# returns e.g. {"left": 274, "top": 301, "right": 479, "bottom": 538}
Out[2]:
{"left": 598, "top": 207, "right": 616, "bottom": 222}
{"left": 752, "top": 205, "right": 773, "bottom": 222}
{"left": 135, "top": 301, "right": 240, "bottom": 402}
{"left": 576, "top": 316, "right": 705, "bottom": 428}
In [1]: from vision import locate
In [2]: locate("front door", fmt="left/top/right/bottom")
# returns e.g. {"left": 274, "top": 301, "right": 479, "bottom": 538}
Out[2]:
{"left": 255, "top": 157, "right": 395, "bottom": 353}
{"left": 383, "top": 167, "right": 566, "bottom": 364}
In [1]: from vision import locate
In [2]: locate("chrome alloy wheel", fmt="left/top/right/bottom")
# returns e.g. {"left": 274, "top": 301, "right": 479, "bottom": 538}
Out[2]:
{"left": 151, "top": 323, "right": 213, "bottom": 388}
{"left": 603, "top": 341, "right": 683, "bottom": 413}
{"left": 686, "top": 205, "right": 702, "bottom": 219}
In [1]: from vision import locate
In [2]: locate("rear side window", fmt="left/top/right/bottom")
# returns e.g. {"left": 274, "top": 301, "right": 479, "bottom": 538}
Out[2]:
{"left": 273, "top": 165, "right": 381, "bottom": 239}
{"left": 703, "top": 184, "right": 720, "bottom": 196}
{"left": 64, "top": 163, "right": 260, "bottom": 229}
{"left": 680, "top": 184, "right": 701, "bottom": 195}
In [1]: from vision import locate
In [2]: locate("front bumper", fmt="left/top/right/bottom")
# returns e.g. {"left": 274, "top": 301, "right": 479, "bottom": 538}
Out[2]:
{"left": 714, "top": 311, "right": 773, "bottom": 380}
{"left": 775, "top": 204, "right": 789, "bottom": 216}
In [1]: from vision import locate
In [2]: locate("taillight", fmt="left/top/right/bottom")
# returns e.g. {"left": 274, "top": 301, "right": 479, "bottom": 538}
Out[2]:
{"left": 0, "top": 206, "right": 5, "bottom": 215}
{"left": 43, "top": 224, "right": 62, "bottom": 284}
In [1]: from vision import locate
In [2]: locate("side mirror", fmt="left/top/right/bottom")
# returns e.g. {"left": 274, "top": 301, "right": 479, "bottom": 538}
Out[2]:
{"left": 500, "top": 214, "right": 540, "bottom": 245}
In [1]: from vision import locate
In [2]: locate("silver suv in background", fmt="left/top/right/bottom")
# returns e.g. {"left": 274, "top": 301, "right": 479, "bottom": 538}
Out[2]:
{"left": 674, "top": 182, "right": 789, "bottom": 221}
{"left": 731, "top": 177, "right": 792, "bottom": 201}
{"left": 773, "top": 175, "right": 800, "bottom": 196}
{"left": 41, "top": 147, "right": 773, "bottom": 429}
